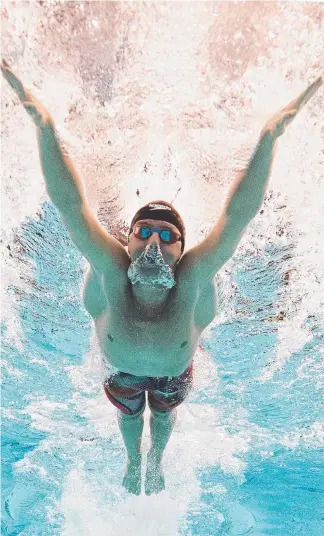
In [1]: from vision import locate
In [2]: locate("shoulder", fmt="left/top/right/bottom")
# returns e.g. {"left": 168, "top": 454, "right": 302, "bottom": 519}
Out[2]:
{"left": 83, "top": 262, "right": 129, "bottom": 318}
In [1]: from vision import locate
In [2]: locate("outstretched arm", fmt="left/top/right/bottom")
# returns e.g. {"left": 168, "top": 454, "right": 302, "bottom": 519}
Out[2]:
{"left": 225, "top": 75, "right": 323, "bottom": 222}
{"left": 1, "top": 59, "right": 129, "bottom": 273}
{"left": 1, "top": 58, "right": 86, "bottom": 207}
{"left": 180, "top": 76, "right": 322, "bottom": 284}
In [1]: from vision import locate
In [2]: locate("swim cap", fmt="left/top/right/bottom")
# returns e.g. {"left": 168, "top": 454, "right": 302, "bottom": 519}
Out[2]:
{"left": 129, "top": 200, "right": 186, "bottom": 253}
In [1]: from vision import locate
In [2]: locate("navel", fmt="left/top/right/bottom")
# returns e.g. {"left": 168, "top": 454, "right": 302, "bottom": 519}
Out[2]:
{"left": 180, "top": 341, "right": 188, "bottom": 348}
{"left": 108, "top": 333, "right": 114, "bottom": 342}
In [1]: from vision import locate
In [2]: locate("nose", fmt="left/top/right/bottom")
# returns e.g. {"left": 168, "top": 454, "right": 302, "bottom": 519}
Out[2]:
{"left": 147, "top": 231, "right": 160, "bottom": 245}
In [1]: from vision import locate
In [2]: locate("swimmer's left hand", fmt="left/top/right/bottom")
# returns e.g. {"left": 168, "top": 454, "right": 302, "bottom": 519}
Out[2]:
{"left": 1, "top": 58, "right": 54, "bottom": 128}
{"left": 261, "top": 75, "right": 323, "bottom": 139}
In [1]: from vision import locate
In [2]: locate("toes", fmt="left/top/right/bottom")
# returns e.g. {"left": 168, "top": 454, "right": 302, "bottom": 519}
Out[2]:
{"left": 122, "top": 462, "right": 142, "bottom": 495}
{"left": 145, "top": 464, "right": 165, "bottom": 495}
{"left": 122, "top": 477, "right": 141, "bottom": 495}
{"left": 145, "top": 478, "right": 165, "bottom": 495}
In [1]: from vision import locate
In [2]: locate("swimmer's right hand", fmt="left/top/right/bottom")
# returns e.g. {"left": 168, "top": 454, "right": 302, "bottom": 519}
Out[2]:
{"left": 1, "top": 59, "right": 54, "bottom": 128}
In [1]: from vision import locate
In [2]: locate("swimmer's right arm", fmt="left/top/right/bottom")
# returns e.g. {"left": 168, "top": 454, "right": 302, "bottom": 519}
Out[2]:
{"left": 1, "top": 59, "right": 86, "bottom": 205}
{"left": 1, "top": 60, "right": 129, "bottom": 273}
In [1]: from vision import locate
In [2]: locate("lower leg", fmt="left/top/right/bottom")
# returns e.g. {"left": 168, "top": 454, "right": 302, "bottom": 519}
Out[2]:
{"left": 117, "top": 409, "right": 144, "bottom": 461}
{"left": 149, "top": 408, "right": 177, "bottom": 462}
{"left": 117, "top": 410, "right": 144, "bottom": 495}
{"left": 145, "top": 409, "right": 177, "bottom": 495}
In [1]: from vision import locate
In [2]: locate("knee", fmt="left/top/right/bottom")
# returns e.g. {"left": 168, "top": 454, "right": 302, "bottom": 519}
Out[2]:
{"left": 117, "top": 408, "right": 144, "bottom": 422}
{"left": 150, "top": 408, "right": 177, "bottom": 421}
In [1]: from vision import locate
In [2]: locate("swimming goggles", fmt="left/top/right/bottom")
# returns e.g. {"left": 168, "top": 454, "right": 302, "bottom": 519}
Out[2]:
{"left": 133, "top": 224, "right": 181, "bottom": 244}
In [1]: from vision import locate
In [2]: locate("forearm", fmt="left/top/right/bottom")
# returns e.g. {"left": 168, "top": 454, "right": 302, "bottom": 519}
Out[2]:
{"left": 36, "top": 120, "right": 86, "bottom": 208}
{"left": 225, "top": 130, "right": 278, "bottom": 221}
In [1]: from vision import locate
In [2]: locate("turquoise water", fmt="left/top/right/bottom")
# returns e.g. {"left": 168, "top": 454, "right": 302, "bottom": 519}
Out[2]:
{"left": 2, "top": 2, "right": 324, "bottom": 534}
{"left": 2, "top": 203, "right": 323, "bottom": 535}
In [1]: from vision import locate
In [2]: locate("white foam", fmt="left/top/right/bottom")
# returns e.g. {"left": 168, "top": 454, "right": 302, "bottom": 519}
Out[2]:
{"left": 58, "top": 400, "right": 249, "bottom": 536}
{"left": 2, "top": 1, "right": 323, "bottom": 533}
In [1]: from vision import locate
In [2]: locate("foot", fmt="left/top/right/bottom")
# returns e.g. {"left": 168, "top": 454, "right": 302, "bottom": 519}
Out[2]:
{"left": 145, "top": 450, "right": 165, "bottom": 495}
{"left": 122, "top": 455, "right": 142, "bottom": 495}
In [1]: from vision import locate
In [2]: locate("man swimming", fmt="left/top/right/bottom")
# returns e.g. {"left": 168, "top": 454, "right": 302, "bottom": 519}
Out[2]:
{"left": 1, "top": 59, "right": 322, "bottom": 495}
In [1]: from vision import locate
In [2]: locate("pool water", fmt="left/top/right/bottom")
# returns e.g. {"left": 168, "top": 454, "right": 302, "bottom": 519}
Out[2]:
{"left": 2, "top": 203, "right": 323, "bottom": 536}
{"left": 1, "top": 2, "right": 323, "bottom": 535}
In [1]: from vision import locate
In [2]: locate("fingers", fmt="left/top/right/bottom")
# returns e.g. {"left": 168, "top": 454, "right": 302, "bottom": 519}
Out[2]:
{"left": 1, "top": 58, "right": 14, "bottom": 79}
{"left": 285, "top": 76, "right": 322, "bottom": 113}
{"left": 295, "top": 76, "right": 322, "bottom": 110}
{"left": 1, "top": 59, "right": 26, "bottom": 101}
{"left": 1, "top": 58, "right": 10, "bottom": 70}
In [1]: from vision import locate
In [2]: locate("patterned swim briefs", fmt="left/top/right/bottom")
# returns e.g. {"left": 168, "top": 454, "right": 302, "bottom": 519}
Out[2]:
{"left": 103, "top": 362, "right": 193, "bottom": 415}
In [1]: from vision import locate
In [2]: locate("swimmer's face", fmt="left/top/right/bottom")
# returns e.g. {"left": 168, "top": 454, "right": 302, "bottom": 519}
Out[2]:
{"left": 127, "top": 219, "right": 182, "bottom": 288}
{"left": 127, "top": 219, "right": 182, "bottom": 266}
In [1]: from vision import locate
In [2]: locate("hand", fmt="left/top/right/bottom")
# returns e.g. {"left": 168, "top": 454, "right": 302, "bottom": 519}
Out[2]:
{"left": 1, "top": 59, "right": 54, "bottom": 128}
{"left": 262, "top": 75, "right": 322, "bottom": 139}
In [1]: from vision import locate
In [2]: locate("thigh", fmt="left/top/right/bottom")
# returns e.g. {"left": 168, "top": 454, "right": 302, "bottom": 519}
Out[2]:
{"left": 148, "top": 363, "right": 194, "bottom": 412}
{"left": 103, "top": 373, "right": 147, "bottom": 416}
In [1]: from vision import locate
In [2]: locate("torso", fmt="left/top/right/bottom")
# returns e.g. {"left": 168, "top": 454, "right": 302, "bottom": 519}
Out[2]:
{"left": 83, "top": 262, "right": 218, "bottom": 377}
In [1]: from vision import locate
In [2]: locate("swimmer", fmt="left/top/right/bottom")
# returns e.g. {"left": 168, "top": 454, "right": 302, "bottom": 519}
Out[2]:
{"left": 1, "top": 59, "right": 322, "bottom": 495}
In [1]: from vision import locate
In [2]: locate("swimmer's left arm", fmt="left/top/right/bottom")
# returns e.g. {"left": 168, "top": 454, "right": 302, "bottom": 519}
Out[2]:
{"left": 180, "top": 76, "right": 322, "bottom": 283}
{"left": 222, "top": 75, "right": 323, "bottom": 222}
{"left": 224, "top": 130, "right": 277, "bottom": 222}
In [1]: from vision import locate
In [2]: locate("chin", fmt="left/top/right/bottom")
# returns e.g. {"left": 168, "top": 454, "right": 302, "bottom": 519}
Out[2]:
{"left": 128, "top": 272, "right": 176, "bottom": 290}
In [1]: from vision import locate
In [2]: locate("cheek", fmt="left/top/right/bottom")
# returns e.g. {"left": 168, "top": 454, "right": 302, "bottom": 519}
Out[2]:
{"left": 127, "top": 235, "right": 137, "bottom": 254}
{"left": 127, "top": 243, "right": 135, "bottom": 260}
{"left": 171, "top": 241, "right": 182, "bottom": 255}
{"left": 164, "top": 247, "right": 179, "bottom": 265}
{"left": 128, "top": 240, "right": 143, "bottom": 260}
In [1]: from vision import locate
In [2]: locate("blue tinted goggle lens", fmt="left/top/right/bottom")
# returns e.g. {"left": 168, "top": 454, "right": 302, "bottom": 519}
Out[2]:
{"left": 134, "top": 225, "right": 180, "bottom": 243}
{"left": 140, "top": 226, "right": 171, "bottom": 241}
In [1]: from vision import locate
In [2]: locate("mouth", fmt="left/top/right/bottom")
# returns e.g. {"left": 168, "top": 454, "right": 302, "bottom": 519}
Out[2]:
{"left": 136, "top": 260, "right": 162, "bottom": 273}
{"left": 127, "top": 242, "right": 176, "bottom": 288}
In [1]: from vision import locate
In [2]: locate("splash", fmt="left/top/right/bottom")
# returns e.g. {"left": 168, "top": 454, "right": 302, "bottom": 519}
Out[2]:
{"left": 127, "top": 243, "right": 176, "bottom": 289}
{"left": 1, "top": 1, "right": 324, "bottom": 535}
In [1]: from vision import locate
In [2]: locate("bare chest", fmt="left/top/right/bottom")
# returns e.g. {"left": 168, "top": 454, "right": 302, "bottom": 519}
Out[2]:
{"left": 87, "top": 275, "right": 218, "bottom": 377}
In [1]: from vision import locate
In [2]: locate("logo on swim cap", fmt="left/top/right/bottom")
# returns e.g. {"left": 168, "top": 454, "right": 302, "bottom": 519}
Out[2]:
{"left": 148, "top": 203, "right": 172, "bottom": 211}
{"left": 129, "top": 200, "right": 186, "bottom": 254}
